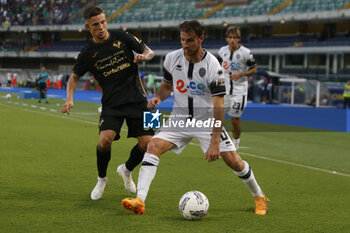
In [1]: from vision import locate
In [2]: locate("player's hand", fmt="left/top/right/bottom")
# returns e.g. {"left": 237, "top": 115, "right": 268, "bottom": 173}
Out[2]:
{"left": 61, "top": 100, "right": 73, "bottom": 115}
{"left": 147, "top": 97, "right": 161, "bottom": 110}
{"left": 134, "top": 54, "right": 146, "bottom": 63}
{"left": 205, "top": 143, "right": 220, "bottom": 162}
{"left": 230, "top": 73, "right": 241, "bottom": 81}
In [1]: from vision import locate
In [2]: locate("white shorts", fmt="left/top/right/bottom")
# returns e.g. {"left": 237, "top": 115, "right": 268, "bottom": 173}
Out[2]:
{"left": 152, "top": 126, "right": 236, "bottom": 154}
{"left": 224, "top": 94, "right": 247, "bottom": 118}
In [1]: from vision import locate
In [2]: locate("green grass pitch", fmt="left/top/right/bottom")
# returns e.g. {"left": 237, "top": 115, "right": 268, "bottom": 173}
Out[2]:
{"left": 1, "top": 94, "right": 350, "bottom": 233}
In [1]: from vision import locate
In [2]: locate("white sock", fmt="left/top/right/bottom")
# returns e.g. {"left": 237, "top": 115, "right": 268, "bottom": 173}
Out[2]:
{"left": 233, "top": 138, "right": 240, "bottom": 150}
{"left": 137, "top": 153, "right": 159, "bottom": 202}
{"left": 234, "top": 161, "right": 263, "bottom": 197}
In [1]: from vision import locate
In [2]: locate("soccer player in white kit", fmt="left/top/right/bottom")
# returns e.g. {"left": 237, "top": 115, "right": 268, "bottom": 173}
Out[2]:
{"left": 218, "top": 26, "right": 257, "bottom": 150}
{"left": 122, "top": 20, "right": 268, "bottom": 215}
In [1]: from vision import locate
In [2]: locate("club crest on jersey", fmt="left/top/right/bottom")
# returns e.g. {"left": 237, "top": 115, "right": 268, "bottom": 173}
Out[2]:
{"left": 113, "top": 41, "right": 121, "bottom": 48}
{"left": 236, "top": 54, "right": 241, "bottom": 59}
{"left": 199, "top": 67, "right": 206, "bottom": 77}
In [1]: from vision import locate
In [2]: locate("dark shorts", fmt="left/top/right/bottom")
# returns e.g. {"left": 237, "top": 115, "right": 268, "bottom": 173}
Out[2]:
{"left": 99, "top": 102, "right": 155, "bottom": 140}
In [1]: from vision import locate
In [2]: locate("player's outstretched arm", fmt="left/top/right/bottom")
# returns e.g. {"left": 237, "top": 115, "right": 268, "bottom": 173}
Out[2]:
{"left": 134, "top": 45, "right": 154, "bottom": 63}
{"left": 147, "top": 81, "right": 173, "bottom": 110}
{"left": 61, "top": 73, "right": 80, "bottom": 115}
{"left": 205, "top": 95, "right": 224, "bottom": 162}
{"left": 230, "top": 67, "right": 257, "bottom": 81}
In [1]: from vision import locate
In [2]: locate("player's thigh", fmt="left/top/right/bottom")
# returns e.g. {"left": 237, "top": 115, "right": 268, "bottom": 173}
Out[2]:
{"left": 196, "top": 128, "right": 235, "bottom": 153}
{"left": 152, "top": 130, "right": 191, "bottom": 155}
{"left": 225, "top": 94, "right": 247, "bottom": 118}
{"left": 99, "top": 115, "right": 124, "bottom": 141}
{"left": 126, "top": 117, "right": 155, "bottom": 139}
{"left": 147, "top": 138, "right": 175, "bottom": 156}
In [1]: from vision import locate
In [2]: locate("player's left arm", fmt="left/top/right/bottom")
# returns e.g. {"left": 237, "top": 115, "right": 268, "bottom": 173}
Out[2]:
{"left": 231, "top": 67, "right": 257, "bottom": 81}
{"left": 205, "top": 95, "right": 224, "bottom": 162}
{"left": 125, "top": 32, "right": 154, "bottom": 63}
{"left": 231, "top": 51, "right": 257, "bottom": 80}
{"left": 134, "top": 44, "right": 154, "bottom": 63}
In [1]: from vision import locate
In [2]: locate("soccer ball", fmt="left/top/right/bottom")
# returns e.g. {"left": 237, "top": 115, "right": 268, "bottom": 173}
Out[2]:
{"left": 179, "top": 191, "right": 209, "bottom": 220}
{"left": 6, "top": 94, "right": 11, "bottom": 100}
{"left": 97, "top": 106, "right": 102, "bottom": 114}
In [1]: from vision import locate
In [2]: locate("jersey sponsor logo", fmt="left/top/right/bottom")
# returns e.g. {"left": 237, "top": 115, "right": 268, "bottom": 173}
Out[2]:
{"left": 222, "top": 61, "right": 241, "bottom": 71}
{"left": 176, "top": 79, "right": 206, "bottom": 96}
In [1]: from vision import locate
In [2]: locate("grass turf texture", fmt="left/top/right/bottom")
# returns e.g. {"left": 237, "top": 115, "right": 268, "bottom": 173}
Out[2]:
{"left": 1, "top": 94, "right": 350, "bottom": 233}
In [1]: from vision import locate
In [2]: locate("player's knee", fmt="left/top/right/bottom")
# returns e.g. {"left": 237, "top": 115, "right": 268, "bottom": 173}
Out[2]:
{"left": 138, "top": 136, "right": 152, "bottom": 151}
{"left": 98, "top": 136, "right": 113, "bottom": 150}
{"left": 146, "top": 140, "right": 157, "bottom": 154}
{"left": 146, "top": 139, "right": 166, "bottom": 156}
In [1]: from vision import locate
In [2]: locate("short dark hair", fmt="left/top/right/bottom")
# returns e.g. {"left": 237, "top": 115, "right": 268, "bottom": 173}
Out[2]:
{"left": 225, "top": 26, "right": 241, "bottom": 38}
{"left": 83, "top": 6, "right": 104, "bottom": 20}
{"left": 179, "top": 20, "right": 205, "bottom": 38}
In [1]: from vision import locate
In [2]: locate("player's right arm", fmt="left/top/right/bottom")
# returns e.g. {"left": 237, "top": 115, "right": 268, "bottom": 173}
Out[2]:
{"left": 61, "top": 73, "right": 80, "bottom": 114}
{"left": 148, "top": 81, "right": 173, "bottom": 110}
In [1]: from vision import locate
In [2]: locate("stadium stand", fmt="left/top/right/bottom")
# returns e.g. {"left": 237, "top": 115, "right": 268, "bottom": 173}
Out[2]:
{"left": 278, "top": 0, "right": 349, "bottom": 14}
{"left": 0, "top": 0, "right": 87, "bottom": 26}
{"left": 1, "top": 0, "right": 350, "bottom": 84}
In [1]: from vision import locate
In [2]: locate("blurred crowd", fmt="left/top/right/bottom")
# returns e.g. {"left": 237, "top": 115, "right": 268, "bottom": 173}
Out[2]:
{"left": 1, "top": 0, "right": 87, "bottom": 27}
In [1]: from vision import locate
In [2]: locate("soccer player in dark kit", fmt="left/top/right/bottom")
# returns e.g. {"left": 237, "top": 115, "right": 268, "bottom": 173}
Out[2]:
{"left": 61, "top": 6, "right": 155, "bottom": 200}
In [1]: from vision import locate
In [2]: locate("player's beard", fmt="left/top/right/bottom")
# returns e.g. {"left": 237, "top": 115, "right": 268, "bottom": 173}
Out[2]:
{"left": 184, "top": 46, "right": 199, "bottom": 57}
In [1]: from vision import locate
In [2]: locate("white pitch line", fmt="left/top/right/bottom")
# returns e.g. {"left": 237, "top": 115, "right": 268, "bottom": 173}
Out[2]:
{"left": 188, "top": 145, "right": 350, "bottom": 178}
{"left": 1, "top": 101, "right": 350, "bottom": 178}
{"left": 239, "top": 152, "right": 350, "bottom": 178}
{"left": 72, "top": 112, "right": 99, "bottom": 115}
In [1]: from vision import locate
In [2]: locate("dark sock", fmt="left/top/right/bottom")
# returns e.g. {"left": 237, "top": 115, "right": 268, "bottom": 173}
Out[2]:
{"left": 125, "top": 144, "right": 145, "bottom": 171}
{"left": 96, "top": 146, "right": 111, "bottom": 178}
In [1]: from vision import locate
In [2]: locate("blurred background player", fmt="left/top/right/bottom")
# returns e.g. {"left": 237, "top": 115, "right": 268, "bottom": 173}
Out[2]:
{"left": 217, "top": 26, "right": 257, "bottom": 150}
{"left": 122, "top": 20, "right": 268, "bottom": 216}
{"left": 61, "top": 6, "right": 155, "bottom": 200}
{"left": 37, "top": 66, "right": 49, "bottom": 103}
{"left": 146, "top": 72, "right": 156, "bottom": 94}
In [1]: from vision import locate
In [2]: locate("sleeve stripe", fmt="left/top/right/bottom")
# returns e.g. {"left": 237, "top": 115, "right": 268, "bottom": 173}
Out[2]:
{"left": 163, "top": 66, "right": 173, "bottom": 82}
{"left": 212, "top": 92, "right": 226, "bottom": 96}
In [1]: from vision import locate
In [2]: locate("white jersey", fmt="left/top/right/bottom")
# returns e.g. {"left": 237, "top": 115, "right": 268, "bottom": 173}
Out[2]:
{"left": 218, "top": 45, "right": 256, "bottom": 95}
{"left": 163, "top": 49, "right": 226, "bottom": 121}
